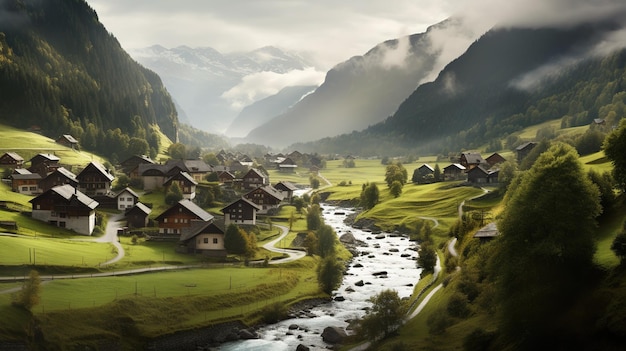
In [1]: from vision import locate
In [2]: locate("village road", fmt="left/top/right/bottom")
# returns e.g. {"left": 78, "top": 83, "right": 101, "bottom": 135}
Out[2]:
{"left": 96, "top": 212, "right": 125, "bottom": 266}
{"left": 262, "top": 224, "right": 306, "bottom": 264}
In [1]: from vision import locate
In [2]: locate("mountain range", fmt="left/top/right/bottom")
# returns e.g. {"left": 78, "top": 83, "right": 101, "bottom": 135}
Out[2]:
{"left": 130, "top": 45, "right": 318, "bottom": 134}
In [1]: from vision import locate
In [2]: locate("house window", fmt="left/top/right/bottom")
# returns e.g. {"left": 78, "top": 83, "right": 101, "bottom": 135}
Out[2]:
{"left": 120, "top": 198, "right": 125, "bottom": 202}
{"left": 51, "top": 211, "right": 57, "bottom": 217}
{"left": 60, "top": 213, "right": 67, "bottom": 218}
{"left": 127, "top": 197, "right": 133, "bottom": 202}
{"left": 36, "top": 205, "right": 41, "bottom": 210}
{"left": 203, "top": 238, "right": 209, "bottom": 244}
{"left": 174, "top": 218, "right": 178, "bottom": 223}
{"left": 164, "top": 218, "right": 168, "bottom": 223}
{"left": 213, "top": 238, "right": 218, "bottom": 244}
{"left": 29, "top": 186, "right": 37, "bottom": 191}
{"left": 21, "top": 186, "right": 28, "bottom": 191}
{"left": 59, "top": 222, "right": 66, "bottom": 228}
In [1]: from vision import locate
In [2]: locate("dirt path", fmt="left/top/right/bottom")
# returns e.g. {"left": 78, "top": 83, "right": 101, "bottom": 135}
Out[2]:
{"left": 97, "top": 213, "right": 125, "bottom": 266}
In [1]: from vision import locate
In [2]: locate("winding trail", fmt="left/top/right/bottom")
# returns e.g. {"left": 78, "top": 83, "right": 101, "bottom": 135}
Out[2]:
{"left": 96, "top": 213, "right": 125, "bottom": 266}
{"left": 262, "top": 224, "right": 306, "bottom": 264}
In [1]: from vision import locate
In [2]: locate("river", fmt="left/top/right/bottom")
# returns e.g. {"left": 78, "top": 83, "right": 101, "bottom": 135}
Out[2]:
{"left": 219, "top": 204, "right": 422, "bottom": 351}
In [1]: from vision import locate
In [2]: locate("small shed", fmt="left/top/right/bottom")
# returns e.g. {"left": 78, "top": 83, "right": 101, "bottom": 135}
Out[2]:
{"left": 473, "top": 222, "right": 499, "bottom": 241}
{"left": 125, "top": 202, "right": 152, "bottom": 229}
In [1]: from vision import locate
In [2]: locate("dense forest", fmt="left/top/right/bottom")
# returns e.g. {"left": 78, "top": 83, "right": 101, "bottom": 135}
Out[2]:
{"left": 0, "top": 0, "right": 228, "bottom": 160}
{"left": 293, "top": 24, "right": 626, "bottom": 157}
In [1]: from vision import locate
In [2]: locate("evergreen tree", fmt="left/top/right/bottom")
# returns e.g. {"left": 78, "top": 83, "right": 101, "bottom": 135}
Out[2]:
{"left": 307, "top": 204, "right": 322, "bottom": 230}
{"left": 491, "top": 143, "right": 601, "bottom": 348}
{"left": 224, "top": 224, "right": 249, "bottom": 255}
{"left": 390, "top": 180, "right": 403, "bottom": 198}
{"left": 317, "top": 224, "right": 337, "bottom": 258}
{"left": 360, "top": 182, "right": 379, "bottom": 209}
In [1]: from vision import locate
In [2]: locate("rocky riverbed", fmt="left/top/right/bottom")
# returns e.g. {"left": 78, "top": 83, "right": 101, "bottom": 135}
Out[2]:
{"left": 218, "top": 204, "right": 422, "bottom": 351}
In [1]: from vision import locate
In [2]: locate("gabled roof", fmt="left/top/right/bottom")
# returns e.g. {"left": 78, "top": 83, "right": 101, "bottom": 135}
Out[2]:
{"left": 515, "top": 142, "right": 537, "bottom": 151}
{"left": 467, "top": 165, "right": 489, "bottom": 176}
{"left": 218, "top": 170, "right": 236, "bottom": 179}
{"left": 245, "top": 185, "right": 285, "bottom": 201}
{"left": 79, "top": 161, "right": 114, "bottom": 181}
{"left": 116, "top": 187, "right": 140, "bottom": 199}
{"left": 164, "top": 171, "right": 198, "bottom": 186}
{"left": 13, "top": 168, "right": 32, "bottom": 175}
{"left": 461, "top": 152, "right": 486, "bottom": 165}
{"left": 11, "top": 170, "right": 41, "bottom": 180}
{"left": 126, "top": 202, "right": 152, "bottom": 216}
{"left": 473, "top": 222, "right": 499, "bottom": 238}
{"left": 30, "top": 153, "right": 60, "bottom": 163}
{"left": 179, "top": 220, "right": 225, "bottom": 242}
{"left": 48, "top": 167, "right": 78, "bottom": 182}
{"left": 155, "top": 199, "right": 213, "bottom": 222}
{"left": 221, "top": 197, "right": 262, "bottom": 212}
{"left": 30, "top": 184, "right": 98, "bottom": 210}
{"left": 443, "top": 163, "right": 466, "bottom": 171}
{"left": 274, "top": 181, "right": 298, "bottom": 192}
{"left": 58, "top": 134, "right": 78, "bottom": 144}
{"left": 243, "top": 168, "right": 266, "bottom": 179}
{"left": 418, "top": 164, "right": 434, "bottom": 172}
{"left": 2, "top": 152, "right": 23, "bottom": 161}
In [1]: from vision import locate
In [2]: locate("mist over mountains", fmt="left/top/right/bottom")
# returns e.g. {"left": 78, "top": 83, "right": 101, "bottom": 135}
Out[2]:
{"left": 130, "top": 45, "right": 323, "bottom": 133}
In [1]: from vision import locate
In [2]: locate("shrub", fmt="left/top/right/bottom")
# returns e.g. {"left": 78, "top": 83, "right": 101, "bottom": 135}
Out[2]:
{"left": 447, "top": 292, "right": 471, "bottom": 318}
{"left": 260, "top": 302, "right": 287, "bottom": 324}
{"left": 463, "top": 328, "right": 496, "bottom": 351}
{"left": 427, "top": 309, "right": 453, "bottom": 335}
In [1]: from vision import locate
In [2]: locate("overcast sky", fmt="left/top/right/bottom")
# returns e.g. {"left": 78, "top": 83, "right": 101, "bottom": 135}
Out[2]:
{"left": 88, "top": 0, "right": 458, "bottom": 69}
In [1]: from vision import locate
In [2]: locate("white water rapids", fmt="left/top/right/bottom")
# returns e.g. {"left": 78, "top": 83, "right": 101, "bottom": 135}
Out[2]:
{"left": 219, "top": 204, "right": 422, "bottom": 350}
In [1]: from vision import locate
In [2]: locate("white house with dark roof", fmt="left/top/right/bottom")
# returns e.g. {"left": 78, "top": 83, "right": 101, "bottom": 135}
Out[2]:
{"left": 115, "top": 187, "right": 140, "bottom": 211}
{"left": 178, "top": 220, "right": 226, "bottom": 257}
{"left": 29, "top": 184, "right": 99, "bottom": 235}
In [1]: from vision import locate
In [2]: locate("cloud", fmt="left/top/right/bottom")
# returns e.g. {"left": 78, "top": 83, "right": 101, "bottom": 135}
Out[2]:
{"left": 220, "top": 67, "right": 325, "bottom": 110}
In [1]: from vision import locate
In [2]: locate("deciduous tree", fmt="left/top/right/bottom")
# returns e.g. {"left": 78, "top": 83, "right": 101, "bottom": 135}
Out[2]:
{"left": 316, "top": 255, "right": 343, "bottom": 294}
{"left": 604, "top": 118, "right": 626, "bottom": 191}
{"left": 492, "top": 143, "right": 601, "bottom": 348}
{"left": 12, "top": 270, "right": 41, "bottom": 310}
{"left": 358, "top": 289, "right": 406, "bottom": 340}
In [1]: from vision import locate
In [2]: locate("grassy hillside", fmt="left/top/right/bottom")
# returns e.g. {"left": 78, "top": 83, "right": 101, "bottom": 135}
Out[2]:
{"left": 0, "top": 123, "right": 107, "bottom": 168}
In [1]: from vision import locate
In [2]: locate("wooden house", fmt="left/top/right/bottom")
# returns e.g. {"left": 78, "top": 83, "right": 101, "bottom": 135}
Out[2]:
{"left": 274, "top": 181, "right": 298, "bottom": 203}
{"left": 277, "top": 158, "right": 298, "bottom": 173}
{"left": 39, "top": 167, "right": 78, "bottom": 192}
{"left": 217, "top": 171, "right": 236, "bottom": 185}
{"left": 516, "top": 142, "right": 538, "bottom": 162}
{"left": 55, "top": 134, "right": 79, "bottom": 149}
{"left": 243, "top": 185, "right": 285, "bottom": 214}
{"left": 115, "top": 187, "right": 140, "bottom": 211}
{"left": 76, "top": 161, "right": 115, "bottom": 196}
{"left": 241, "top": 168, "right": 268, "bottom": 190}
{"left": 163, "top": 171, "right": 197, "bottom": 199}
{"left": 443, "top": 163, "right": 466, "bottom": 181}
{"left": 29, "top": 153, "right": 60, "bottom": 176}
{"left": 125, "top": 202, "right": 151, "bottom": 228}
{"left": 165, "top": 159, "right": 212, "bottom": 183}
{"left": 138, "top": 164, "right": 168, "bottom": 190}
{"left": 0, "top": 152, "right": 24, "bottom": 169}
{"left": 459, "top": 152, "right": 487, "bottom": 170}
{"left": 467, "top": 166, "right": 499, "bottom": 184}
{"left": 120, "top": 155, "right": 154, "bottom": 175}
{"left": 473, "top": 222, "right": 499, "bottom": 241}
{"left": 29, "top": 184, "right": 99, "bottom": 235}
{"left": 221, "top": 197, "right": 261, "bottom": 225}
{"left": 178, "top": 220, "right": 226, "bottom": 257}
{"left": 155, "top": 199, "right": 213, "bottom": 237}
{"left": 10, "top": 169, "right": 41, "bottom": 195}
{"left": 486, "top": 153, "right": 506, "bottom": 166}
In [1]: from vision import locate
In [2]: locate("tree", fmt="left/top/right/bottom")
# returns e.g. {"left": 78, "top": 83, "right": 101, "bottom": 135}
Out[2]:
{"left": 604, "top": 118, "right": 626, "bottom": 192}
{"left": 293, "top": 196, "right": 305, "bottom": 213}
{"left": 389, "top": 180, "right": 403, "bottom": 198}
{"left": 307, "top": 204, "right": 322, "bottom": 230}
{"left": 168, "top": 143, "right": 187, "bottom": 160}
{"left": 164, "top": 182, "right": 183, "bottom": 205}
{"left": 611, "top": 221, "right": 626, "bottom": 262}
{"left": 317, "top": 224, "right": 337, "bottom": 258}
{"left": 316, "top": 255, "right": 344, "bottom": 294}
{"left": 417, "top": 241, "right": 437, "bottom": 273}
{"left": 310, "top": 176, "right": 321, "bottom": 189}
{"left": 358, "top": 289, "right": 406, "bottom": 341}
{"left": 360, "top": 182, "right": 379, "bottom": 210}
{"left": 433, "top": 164, "right": 442, "bottom": 182}
{"left": 303, "top": 232, "right": 319, "bottom": 255}
{"left": 127, "top": 137, "right": 149, "bottom": 158}
{"left": 224, "top": 224, "right": 250, "bottom": 255}
{"left": 492, "top": 143, "right": 601, "bottom": 348}
{"left": 385, "top": 162, "right": 407, "bottom": 187}
{"left": 12, "top": 270, "right": 41, "bottom": 310}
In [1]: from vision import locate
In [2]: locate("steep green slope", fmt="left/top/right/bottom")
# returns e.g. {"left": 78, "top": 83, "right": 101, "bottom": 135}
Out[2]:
{"left": 0, "top": 0, "right": 177, "bottom": 155}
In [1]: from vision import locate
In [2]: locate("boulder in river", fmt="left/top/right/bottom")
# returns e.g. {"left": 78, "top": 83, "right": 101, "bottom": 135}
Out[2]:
{"left": 355, "top": 280, "right": 364, "bottom": 287}
{"left": 339, "top": 232, "right": 356, "bottom": 244}
{"left": 296, "top": 344, "right": 310, "bottom": 351}
{"left": 321, "top": 326, "right": 348, "bottom": 344}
